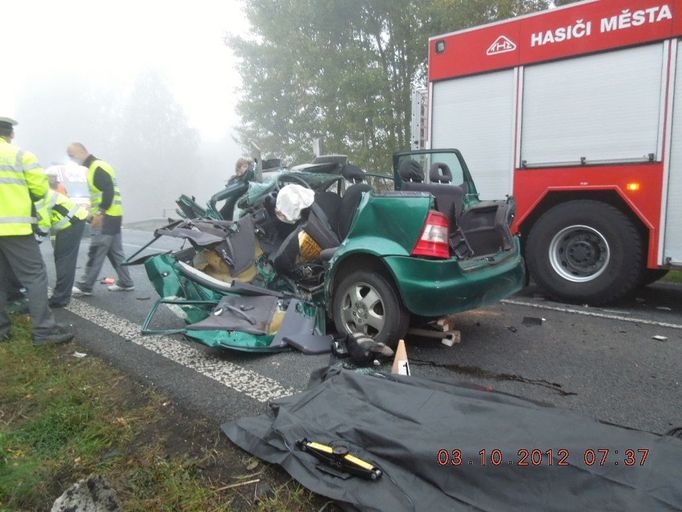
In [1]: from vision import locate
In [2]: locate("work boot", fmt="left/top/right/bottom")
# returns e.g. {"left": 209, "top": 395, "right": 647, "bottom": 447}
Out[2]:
{"left": 107, "top": 284, "right": 135, "bottom": 292}
{"left": 33, "top": 325, "right": 75, "bottom": 346}
{"left": 71, "top": 285, "right": 93, "bottom": 297}
{"left": 48, "top": 298, "right": 69, "bottom": 309}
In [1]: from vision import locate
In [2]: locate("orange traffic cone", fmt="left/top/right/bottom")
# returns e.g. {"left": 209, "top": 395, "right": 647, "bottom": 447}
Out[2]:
{"left": 391, "top": 339, "right": 410, "bottom": 376}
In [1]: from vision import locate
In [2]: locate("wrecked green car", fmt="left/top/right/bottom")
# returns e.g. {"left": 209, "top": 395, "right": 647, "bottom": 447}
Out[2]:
{"left": 130, "top": 149, "right": 525, "bottom": 351}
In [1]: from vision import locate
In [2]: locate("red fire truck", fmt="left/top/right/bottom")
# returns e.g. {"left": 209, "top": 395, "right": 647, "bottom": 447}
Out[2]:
{"left": 423, "top": 0, "right": 682, "bottom": 304}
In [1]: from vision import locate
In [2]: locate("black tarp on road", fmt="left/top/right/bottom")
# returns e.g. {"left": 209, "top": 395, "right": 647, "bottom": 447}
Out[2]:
{"left": 222, "top": 367, "right": 682, "bottom": 512}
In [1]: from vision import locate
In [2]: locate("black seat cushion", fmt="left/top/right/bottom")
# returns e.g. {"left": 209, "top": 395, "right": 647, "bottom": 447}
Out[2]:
{"left": 337, "top": 183, "right": 372, "bottom": 240}
{"left": 430, "top": 162, "right": 452, "bottom": 183}
{"left": 313, "top": 191, "right": 342, "bottom": 229}
{"left": 401, "top": 181, "right": 465, "bottom": 224}
{"left": 398, "top": 159, "right": 424, "bottom": 183}
{"left": 342, "top": 164, "right": 365, "bottom": 183}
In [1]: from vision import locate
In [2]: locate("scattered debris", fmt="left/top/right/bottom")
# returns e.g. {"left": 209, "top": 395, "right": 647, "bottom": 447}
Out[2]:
{"left": 507, "top": 326, "right": 518, "bottom": 333}
{"left": 441, "top": 335, "right": 458, "bottom": 347}
{"left": 253, "top": 481, "right": 274, "bottom": 503}
{"left": 72, "top": 351, "right": 87, "bottom": 358}
{"left": 136, "top": 296, "right": 151, "bottom": 301}
{"left": 100, "top": 277, "right": 115, "bottom": 285}
{"left": 51, "top": 474, "right": 121, "bottom": 512}
{"left": 214, "top": 478, "right": 261, "bottom": 492}
{"left": 652, "top": 335, "right": 668, "bottom": 342}
{"left": 436, "top": 318, "right": 451, "bottom": 331}
{"left": 408, "top": 326, "right": 461, "bottom": 344}
{"left": 245, "top": 458, "right": 260, "bottom": 471}
{"left": 331, "top": 333, "right": 394, "bottom": 366}
{"left": 656, "top": 306, "right": 672, "bottom": 312}
{"left": 522, "top": 316, "right": 545, "bottom": 326}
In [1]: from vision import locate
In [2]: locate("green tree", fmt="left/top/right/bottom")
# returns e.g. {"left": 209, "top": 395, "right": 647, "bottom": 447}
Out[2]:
{"left": 230, "top": 0, "right": 550, "bottom": 172}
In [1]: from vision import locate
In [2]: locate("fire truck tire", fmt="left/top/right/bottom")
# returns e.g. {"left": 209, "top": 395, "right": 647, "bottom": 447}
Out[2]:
{"left": 640, "top": 269, "right": 669, "bottom": 287}
{"left": 526, "top": 200, "right": 644, "bottom": 305}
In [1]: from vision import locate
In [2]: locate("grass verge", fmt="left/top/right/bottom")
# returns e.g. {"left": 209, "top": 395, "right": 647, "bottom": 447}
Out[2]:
{"left": 0, "top": 315, "right": 327, "bottom": 511}
{"left": 662, "top": 270, "right": 682, "bottom": 284}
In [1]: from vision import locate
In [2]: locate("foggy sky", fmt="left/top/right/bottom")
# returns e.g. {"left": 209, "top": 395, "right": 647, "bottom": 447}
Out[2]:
{"left": 4, "top": 0, "right": 248, "bottom": 221}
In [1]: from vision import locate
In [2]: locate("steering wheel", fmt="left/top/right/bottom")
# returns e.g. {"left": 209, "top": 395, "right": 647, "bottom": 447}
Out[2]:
{"left": 275, "top": 173, "right": 312, "bottom": 191}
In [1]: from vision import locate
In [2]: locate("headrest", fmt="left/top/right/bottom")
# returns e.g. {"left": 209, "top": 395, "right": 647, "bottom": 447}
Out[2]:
{"left": 398, "top": 159, "right": 424, "bottom": 182}
{"left": 342, "top": 164, "right": 365, "bottom": 183}
{"left": 429, "top": 162, "right": 452, "bottom": 183}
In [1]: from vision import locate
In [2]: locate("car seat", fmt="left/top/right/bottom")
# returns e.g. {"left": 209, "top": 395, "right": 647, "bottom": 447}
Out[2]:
{"left": 336, "top": 164, "right": 372, "bottom": 240}
{"left": 398, "top": 159, "right": 465, "bottom": 223}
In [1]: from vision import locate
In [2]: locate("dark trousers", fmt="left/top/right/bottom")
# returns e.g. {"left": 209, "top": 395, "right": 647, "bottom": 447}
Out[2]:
{"left": 78, "top": 230, "right": 133, "bottom": 291}
{"left": 50, "top": 220, "right": 85, "bottom": 306}
{"left": 0, "top": 235, "right": 57, "bottom": 338}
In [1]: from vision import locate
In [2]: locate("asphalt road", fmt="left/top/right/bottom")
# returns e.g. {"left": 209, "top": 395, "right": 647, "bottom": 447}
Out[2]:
{"left": 41, "top": 227, "right": 682, "bottom": 435}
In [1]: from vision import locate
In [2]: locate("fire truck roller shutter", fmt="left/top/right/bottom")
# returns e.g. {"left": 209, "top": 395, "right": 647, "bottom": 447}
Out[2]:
{"left": 663, "top": 40, "right": 682, "bottom": 265}
{"left": 526, "top": 200, "right": 644, "bottom": 305}
{"left": 521, "top": 43, "right": 664, "bottom": 167}
{"left": 431, "top": 69, "right": 515, "bottom": 200}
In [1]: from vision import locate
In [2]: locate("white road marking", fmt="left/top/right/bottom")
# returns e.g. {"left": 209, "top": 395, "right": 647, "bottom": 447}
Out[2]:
{"left": 502, "top": 299, "right": 682, "bottom": 331}
{"left": 65, "top": 299, "right": 296, "bottom": 402}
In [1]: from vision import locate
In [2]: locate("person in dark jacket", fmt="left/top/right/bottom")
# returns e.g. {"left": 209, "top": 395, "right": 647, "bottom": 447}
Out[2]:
{"left": 66, "top": 143, "right": 134, "bottom": 297}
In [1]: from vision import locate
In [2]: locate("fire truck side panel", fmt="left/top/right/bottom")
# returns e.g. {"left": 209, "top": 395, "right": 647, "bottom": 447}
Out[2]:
{"left": 513, "top": 164, "right": 664, "bottom": 267}
{"left": 664, "top": 39, "right": 682, "bottom": 264}
{"left": 521, "top": 43, "right": 665, "bottom": 167}
{"left": 431, "top": 70, "right": 515, "bottom": 200}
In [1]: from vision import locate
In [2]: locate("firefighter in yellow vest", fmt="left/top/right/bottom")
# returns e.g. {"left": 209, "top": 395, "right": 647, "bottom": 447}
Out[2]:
{"left": 66, "top": 143, "right": 134, "bottom": 296}
{"left": 0, "top": 116, "right": 74, "bottom": 345}
{"left": 34, "top": 188, "right": 88, "bottom": 308}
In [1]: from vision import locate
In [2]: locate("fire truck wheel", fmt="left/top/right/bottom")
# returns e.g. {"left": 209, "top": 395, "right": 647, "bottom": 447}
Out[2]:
{"left": 526, "top": 200, "right": 644, "bottom": 305}
{"left": 640, "top": 269, "right": 669, "bottom": 287}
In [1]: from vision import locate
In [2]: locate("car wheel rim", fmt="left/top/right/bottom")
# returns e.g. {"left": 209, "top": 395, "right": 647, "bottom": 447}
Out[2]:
{"left": 340, "top": 281, "right": 385, "bottom": 337}
{"left": 548, "top": 225, "right": 610, "bottom": 283}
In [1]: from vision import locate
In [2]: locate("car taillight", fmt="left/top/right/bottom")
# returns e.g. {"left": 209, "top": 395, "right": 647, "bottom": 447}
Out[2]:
{"left": 412, "top": 211, "right": 450, "bottom": 259}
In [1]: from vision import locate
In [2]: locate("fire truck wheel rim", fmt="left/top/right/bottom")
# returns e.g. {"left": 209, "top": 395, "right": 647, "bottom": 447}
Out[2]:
{"left": 548, "top": 225, "right": 611, "bottom": 283}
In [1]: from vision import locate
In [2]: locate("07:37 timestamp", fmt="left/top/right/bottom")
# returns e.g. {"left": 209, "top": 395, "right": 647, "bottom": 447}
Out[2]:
{"left": 437, "top": 448, "right": 650, "bottom": 467}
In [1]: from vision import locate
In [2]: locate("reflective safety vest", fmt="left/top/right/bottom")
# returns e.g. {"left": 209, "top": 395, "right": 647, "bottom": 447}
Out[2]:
{"left": 0, "top": 138, "right": 48, "bottom": 236}
{"left": 35, "top": 189, "right": 88, "bottom": 234}
{"left": 87, "top": 159, "right": 123, "bottom": 217}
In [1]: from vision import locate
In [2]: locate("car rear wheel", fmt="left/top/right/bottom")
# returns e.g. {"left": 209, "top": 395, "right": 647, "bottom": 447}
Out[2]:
{"left": 332, "top": 269, "right": 409, "bottom": 349}
{"left": 526, "top": 200, "right": 644, "bottom": 305}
